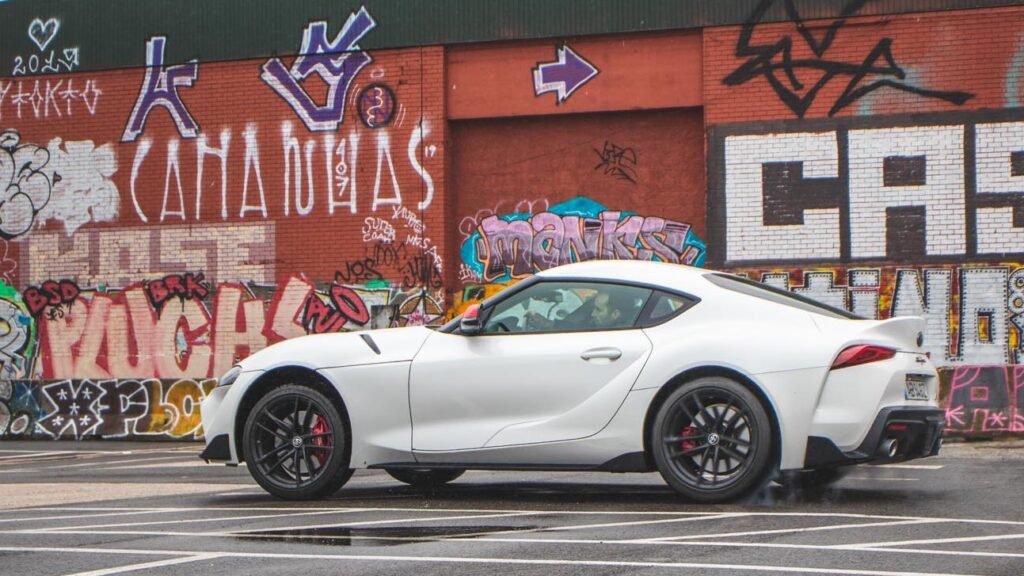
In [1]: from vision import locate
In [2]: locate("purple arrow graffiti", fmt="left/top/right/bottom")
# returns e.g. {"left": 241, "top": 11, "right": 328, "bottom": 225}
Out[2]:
{"left": 533, "top": 45, "right": 598, "bottom": 104}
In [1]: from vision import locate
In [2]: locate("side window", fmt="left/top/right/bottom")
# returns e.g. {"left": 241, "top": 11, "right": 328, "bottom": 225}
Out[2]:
{"left": 638, "top": 291, "right": 697, "bottom": 327}
{"left": 482, "top": 281, "right": 652, "bottom": 334}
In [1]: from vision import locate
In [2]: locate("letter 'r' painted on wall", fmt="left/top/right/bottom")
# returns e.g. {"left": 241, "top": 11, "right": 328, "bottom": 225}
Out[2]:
{"left": 121, "top": 37, "right": 200, "bottom": 143}
{"left": 261, "top": 7, "right": 376, "bottom": 132}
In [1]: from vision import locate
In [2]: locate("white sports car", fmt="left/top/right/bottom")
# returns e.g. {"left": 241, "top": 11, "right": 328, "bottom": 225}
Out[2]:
{"left": 199, "top": 261, "right": 944, "bottom": 502}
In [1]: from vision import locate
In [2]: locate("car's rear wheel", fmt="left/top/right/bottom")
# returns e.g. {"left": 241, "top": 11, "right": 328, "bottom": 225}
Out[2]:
{"left": 385, "top": 468, "right": 465, "bottom": 488}
{"left": 243, "top": 384, "right": 353, "bottom": 500}
{"left": 652, "top": 377, "right": 772, "bottom": 503}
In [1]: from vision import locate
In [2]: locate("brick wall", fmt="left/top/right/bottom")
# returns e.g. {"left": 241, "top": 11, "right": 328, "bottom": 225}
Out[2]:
{"left": 0, "top": 32, "right": 448, "bottom": 386}
{"left": 704, "top": 4, "right": 1024, "bottom": 433}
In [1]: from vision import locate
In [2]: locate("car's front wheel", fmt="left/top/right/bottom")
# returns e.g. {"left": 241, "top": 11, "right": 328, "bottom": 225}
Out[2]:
{"left": 652, "top": 377, "right": 773, "bottom": 503}
{"left": 385, "top": 468, "right": 465, "bottom": 488}
{"left": 243, "top": 384, "right": 353, "bottom": 500}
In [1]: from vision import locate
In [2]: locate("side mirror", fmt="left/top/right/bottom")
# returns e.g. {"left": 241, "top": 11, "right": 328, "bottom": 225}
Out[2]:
{"left": 460, "top": 303, "right": 483, "bottom": 335}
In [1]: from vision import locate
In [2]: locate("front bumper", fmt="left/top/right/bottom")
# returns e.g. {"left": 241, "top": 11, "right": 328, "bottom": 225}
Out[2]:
{"left": 198, "top": 384, "right": 238, "bottom": 463}
{"left": 804, "top": 407, "right": 945, "bottom": 468}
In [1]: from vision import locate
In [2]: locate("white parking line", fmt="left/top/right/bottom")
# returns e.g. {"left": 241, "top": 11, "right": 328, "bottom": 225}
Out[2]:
{"left": 628, "top": 519, "right": 946, "bottom": 542}
{"left": 876, "top": 464, "right": 944, "bottom": 470}
{"left": 0, "top": 506, "right": 952, "bottom": 519}
{"left": 476, "top": 536, "right": 1024, "bottom": 560}
{"left": 0, "top": 450, "right": 110, "bottom": 456}
{"left": 60, "top": 553, "right": 223, "bottom": 576}
{"left": 0, "top": 545, "right": 987, "bottom": 576}
{"left": 0, "top": 453, "right": 79, "bottom": 462}
{"left": 28, "top": 509, "right": 360, "bottom": 532}
{"left": 847, "top": 532, "right": 1024, "bottom": 548}
{"left": 0, "top": 510, "right": 174, "bottom": 525}
{"left": 6, "top": 529, "right": 1024, "bottom": 561}
{"left": 60, "top": 455, "right": 198, "bottom": 469}
{"left": 845, "top": 476, "right": 919, "bottom": 482}
{"left": 526, "top": 512, "right": 745, "bottom": 533}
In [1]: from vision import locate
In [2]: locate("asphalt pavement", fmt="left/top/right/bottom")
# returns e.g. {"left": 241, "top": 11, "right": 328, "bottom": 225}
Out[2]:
{"left": 0, "top": 439, "right": 1022, "bottom": 575}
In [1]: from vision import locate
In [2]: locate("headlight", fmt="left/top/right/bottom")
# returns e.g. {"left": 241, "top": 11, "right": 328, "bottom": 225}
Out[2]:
{"left": 218, "top": 365, "right": 242, "bottom": 387}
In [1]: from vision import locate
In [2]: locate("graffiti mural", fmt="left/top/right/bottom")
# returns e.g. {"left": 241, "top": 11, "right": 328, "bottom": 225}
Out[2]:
{"left": 532, "top": 44, "right": 599, "bottom": 104}
{"left": 1, "top": 378, "right": 216, "bottom": 440}
{"left": 0, "top": 78, "right": 100, "bottom": 121}
{"left": 0, "top": 381, "right": 44, "bottom": 437}
{"left": 0, "top": 129, "right": 52, "bottom": 239}
{"left": 709, "top": 110, "right": 1024, "bottom": 265}
{"left": 122, "top": 37, "right": 199, "bottom": 142}
{"left": 461, "top": 196, "right": 706, "bottom": 283}
{"left": 12, "top": 17, "right": 80, "bottom": 77}
{"left": 21, "top": 224, "right": 277, "bottom": 287}
{"left": 0, "top": 241, "right": 15, "bottom": 284}
{"left": 16, "top": 270, "right": 442, "bottom": 381}
{"left": 593, "top": 141, "right": 638, "bottom": 184}
{"left": 42, "top": 136, "right": 119, "bottom": 234}
{"left": 942, "top": 366, "right": 1024, "bottom": 434}
{"left": 0, "top": 280, "right": 34, "bottom": 380}
{"left": 261, "top": 7, "right": 376, "bottom": 132}
{"left": 732, "top": 265, "right": 1024, "bottom": 367}
{"left": 121, "top": 117, "right": 432, "bottom": 222}
{"left": 723, "top": 0, "right": 973, "bottom": 117}
{"left": 0, "top": 130, "right": 118, "bottom": 240}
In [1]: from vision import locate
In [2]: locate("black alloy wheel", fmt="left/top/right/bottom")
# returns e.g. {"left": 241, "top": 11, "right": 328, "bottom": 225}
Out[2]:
{"left": 385, "top": 468, "right": 465, "bottom": 488}
{"left": 652, "top": 377, "right": 772, "bottom": 502}
{"left": 243, "top": 384, "right": 353, "bottom": 500}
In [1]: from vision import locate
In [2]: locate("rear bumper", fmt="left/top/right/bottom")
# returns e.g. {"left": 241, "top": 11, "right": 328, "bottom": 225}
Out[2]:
{"left": 804, "top": 407, "right": 945, "bottom": 468}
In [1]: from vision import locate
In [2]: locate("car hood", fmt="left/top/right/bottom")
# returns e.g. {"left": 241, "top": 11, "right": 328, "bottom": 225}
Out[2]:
{"left": 236, "top": 326, "right": 436, "bottom": 373}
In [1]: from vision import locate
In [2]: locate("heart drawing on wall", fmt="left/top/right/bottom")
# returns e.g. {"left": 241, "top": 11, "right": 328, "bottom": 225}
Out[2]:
{"left": 28, "top": 18, "right": 60, "bottom": 52}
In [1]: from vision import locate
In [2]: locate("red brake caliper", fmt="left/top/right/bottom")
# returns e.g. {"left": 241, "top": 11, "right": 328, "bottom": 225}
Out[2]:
{"left": 310, "top": 416, "right": 332, "bottom": 465}
{"left": 680, "top": 425, "right": 699, "bottom": 452}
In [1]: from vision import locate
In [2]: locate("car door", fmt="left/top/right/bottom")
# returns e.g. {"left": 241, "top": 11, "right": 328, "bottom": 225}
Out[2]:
{"left": 409, "top": 281, "right": 654, "bottom": 451}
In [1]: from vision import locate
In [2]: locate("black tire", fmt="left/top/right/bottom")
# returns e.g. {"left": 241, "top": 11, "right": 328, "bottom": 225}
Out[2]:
{"left": 243, "top": 384, "right": 353, "bottom": 500}
{"left": 385, "top": 468, "right": 465, "bottom": 488}
{"left": 651, "top": 377, "right": 773, "bottom": 503}
{"left": 776, "top": 467, "right": 850, "bottom": 490}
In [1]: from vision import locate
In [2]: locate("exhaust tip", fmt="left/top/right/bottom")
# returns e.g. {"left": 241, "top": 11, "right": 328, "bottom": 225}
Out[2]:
{"left": 877, "top": 438, "right": 899, "bottom": 459}
{"left": 888, "top": 440, "right": 900, "bottom": 458}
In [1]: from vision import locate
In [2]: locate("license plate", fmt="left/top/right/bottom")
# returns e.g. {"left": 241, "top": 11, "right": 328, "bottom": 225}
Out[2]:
{"left": 905, "top": 376, "right": 929, "bottom": 401}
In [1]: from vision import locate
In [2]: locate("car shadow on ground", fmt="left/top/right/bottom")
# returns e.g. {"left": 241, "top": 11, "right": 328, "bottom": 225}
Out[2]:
{"left": 204, "top": 479, "right": 949, "bottom": 509}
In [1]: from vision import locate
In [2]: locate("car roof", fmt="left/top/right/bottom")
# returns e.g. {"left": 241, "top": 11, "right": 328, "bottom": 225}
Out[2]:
{"left": 534, "top": 260, "right": 707, "bottom": 290}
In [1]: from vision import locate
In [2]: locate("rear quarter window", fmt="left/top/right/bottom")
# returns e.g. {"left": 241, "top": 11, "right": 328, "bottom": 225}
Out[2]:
{"left": 704, "top": 273, "right": 861, "bottom": 320}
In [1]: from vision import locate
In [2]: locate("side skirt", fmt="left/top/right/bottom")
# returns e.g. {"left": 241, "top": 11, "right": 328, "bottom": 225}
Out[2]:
{"left": 370, "top": 451, "right": 652, "bottom": 473}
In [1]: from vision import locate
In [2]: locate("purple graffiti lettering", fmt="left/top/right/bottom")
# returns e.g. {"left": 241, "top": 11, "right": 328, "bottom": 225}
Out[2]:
{"left": 121, "top": 37, "right": 199, "bottom": 142}
{"left": 600, "top": 212, "right": 642, "bottom": 260}
{"left": 478, "top": 217, "right": 534, "bottom": 280}
{"left": 261, "top": 7, "right": 376, "bottom": 131}
{"left": 476, "top": 211, "right": 698, "bottom": 282}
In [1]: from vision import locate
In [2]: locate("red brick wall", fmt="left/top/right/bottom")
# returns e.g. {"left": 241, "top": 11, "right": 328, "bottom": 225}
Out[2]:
{"left": 1, "top": 43, "right": 448, "bottom": 380}
{"left": 446, "top": 32, "right": 708, "bottom": 288}
{"left": 704, "top": 6, "right": 1024, "bottom": 124}
{"left": 703, "top": 4, "right": 1024, "bottom": 378}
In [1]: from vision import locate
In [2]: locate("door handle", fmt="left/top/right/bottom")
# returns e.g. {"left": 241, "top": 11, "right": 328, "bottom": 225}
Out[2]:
{"left": 580, "top": 347, "right": 622, "bottom": 361}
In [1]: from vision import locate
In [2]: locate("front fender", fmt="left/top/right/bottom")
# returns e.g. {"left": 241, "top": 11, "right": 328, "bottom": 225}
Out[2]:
{"left": 237, "top": 326, "right": 434, "bottom": 373}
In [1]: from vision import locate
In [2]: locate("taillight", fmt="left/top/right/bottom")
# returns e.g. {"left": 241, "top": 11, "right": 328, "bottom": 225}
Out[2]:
{"left": 831, "top": 345, "right": 896, "bottom": 370}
